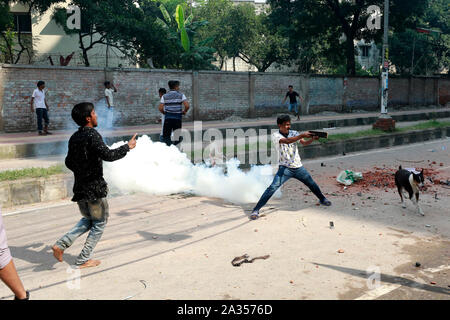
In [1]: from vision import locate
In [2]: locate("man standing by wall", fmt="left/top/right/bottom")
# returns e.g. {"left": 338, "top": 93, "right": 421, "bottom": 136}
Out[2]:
{"left": 52, "top": 102, "right": 137, "bottom": 268}
{"left": 159, "top": 80, "right": 190, "bottom": 146}
{"left": 30, "top": 81, "right": 52, "bottom": 136}
{"left": 282, "top": 85, "right": 302, "bottom": 121}
{"left": 104, "top": 81, "right": 117, "bottom": 128}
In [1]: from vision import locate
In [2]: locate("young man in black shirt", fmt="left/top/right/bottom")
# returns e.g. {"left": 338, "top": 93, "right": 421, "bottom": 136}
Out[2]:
{"left": 52, "top": 102, "right": 137, "bottom": 269}
{"left": 282, "top": 85, "right": 302, "bottom": 121}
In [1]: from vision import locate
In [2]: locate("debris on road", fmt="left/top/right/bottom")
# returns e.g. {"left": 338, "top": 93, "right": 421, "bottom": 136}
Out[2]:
{"left": 337, "top": 249, "right": 345, "bottom": 253}
{"left": 415, "top": 262, "right": 421, "bottom": 267}
{"left": 231, "top": 254, "right": 270, "bottom": 267}
{"left": 329, "top": 221, "right": 334, "bottom": 229}
{"left": 337, "top": 170, "right": 363, "bottom": 186}
{"left": 123, "top": 280, "right": 148, "bottom": 300}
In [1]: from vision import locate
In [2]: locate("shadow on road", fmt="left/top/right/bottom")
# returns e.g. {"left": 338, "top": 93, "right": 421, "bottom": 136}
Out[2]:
{"left": 313, "top": 262, "right": 450, "bottom": 297}
{"left": 10, "top": 243, "right": 78, "bottom": 272}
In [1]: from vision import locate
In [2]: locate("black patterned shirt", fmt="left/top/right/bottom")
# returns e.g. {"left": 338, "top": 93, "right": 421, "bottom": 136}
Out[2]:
{"left": 65, "top": 126, "right": 130, "bottom": 202}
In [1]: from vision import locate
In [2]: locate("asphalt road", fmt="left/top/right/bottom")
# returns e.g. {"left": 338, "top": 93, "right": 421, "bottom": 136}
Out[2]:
{"left": 0, "top": 138, "right": 449, "bottom": 300}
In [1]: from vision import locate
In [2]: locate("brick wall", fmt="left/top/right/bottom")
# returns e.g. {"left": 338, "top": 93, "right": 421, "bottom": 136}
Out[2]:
{"left": 0, "top": 64, "right": 447, "bottom": 133}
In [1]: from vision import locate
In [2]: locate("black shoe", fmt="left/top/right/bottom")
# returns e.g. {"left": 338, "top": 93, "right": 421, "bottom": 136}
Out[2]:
{"left": 38, "top": 131, "right": 45, "bottom": 136}
{"left": 45, "top": 131, "right": 53, "bottom": 135}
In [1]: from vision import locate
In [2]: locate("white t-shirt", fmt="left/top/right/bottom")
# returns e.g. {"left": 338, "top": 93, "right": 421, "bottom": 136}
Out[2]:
{"left": 32, "top": 88, "right": 46, "bottom": 109}
{"left": 272, "top": 130, "right": 303, "bottom": 168}
{"left": 105, "top": 88, "right": 114, "bottom": 107}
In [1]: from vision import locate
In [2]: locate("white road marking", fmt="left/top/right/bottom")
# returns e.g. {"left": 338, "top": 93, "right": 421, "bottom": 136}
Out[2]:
{"left": 2, "top": 201, "right": 71, "bottom": 217}
{"left": 420, "top": 265, "right": 450, "bottom": 273}
{"left": 354, "top": 284, "right": 402, "bottom": 300}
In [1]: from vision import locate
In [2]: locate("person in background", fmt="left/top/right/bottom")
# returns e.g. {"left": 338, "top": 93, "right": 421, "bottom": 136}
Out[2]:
{"left": 282, "top": 85, "right": 302, "bottom": 121}
{"left": 0, "top": 211, "right": 29, "bottom": 300}
{"left": 158, "top": 80, "right": 189, "bottom": 146}
{"left": 30, "top": 81, "right": 52, "bottom": 136}
{"left": 158, "top": 88, "right": 167, "bottom": 142}
{"left": 104, "top": 81, "right": 117, "bottom": 128}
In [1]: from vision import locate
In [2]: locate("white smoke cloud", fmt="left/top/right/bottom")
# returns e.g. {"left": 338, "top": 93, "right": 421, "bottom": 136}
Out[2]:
{"left": 104, "top": 135, "right": 280, "bottom": 204}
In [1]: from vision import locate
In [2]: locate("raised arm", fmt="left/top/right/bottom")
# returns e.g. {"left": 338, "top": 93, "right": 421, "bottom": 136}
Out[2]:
{"left": 182, "top": 100, "right": 190, "bottom": 114}
{"left": 91, "top": 131, "right": 130, "bottom": 162}
{"left": 279, "top": 132, "right": 312, "bottom": 144}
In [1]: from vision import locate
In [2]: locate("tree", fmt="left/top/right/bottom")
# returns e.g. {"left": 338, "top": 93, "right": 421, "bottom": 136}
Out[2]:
{"left": 138, "top": 0, "right": 217, "bottom": 70}
{"left": 389, "top": 0, "right": 449, "bottom": 75}
{"left": 268, "top": 0, "right": 428, "bottom": 75}
{"left": 195, "top": 0, "right": 233, "bottom": 69}
{"left": 53, "top": 0, "right": 147, "bottom": 67}
{"left": 0, "top": 0, "right": 63, "bottom": 64}
{"left": 239, "top": 13, "right": 290, "bottom": 72}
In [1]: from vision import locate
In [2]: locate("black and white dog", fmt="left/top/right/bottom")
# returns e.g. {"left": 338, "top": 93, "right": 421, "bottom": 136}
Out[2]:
{"left": 395, "top": 166, "right": 425, "bottom": 216}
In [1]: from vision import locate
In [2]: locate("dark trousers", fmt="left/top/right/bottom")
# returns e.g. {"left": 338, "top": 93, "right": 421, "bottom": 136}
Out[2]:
{"left": 36, "top": 108, "right": 49, "bottom": 132}
{"left": 162, "top": 118, "right": 183, "bottom": 146}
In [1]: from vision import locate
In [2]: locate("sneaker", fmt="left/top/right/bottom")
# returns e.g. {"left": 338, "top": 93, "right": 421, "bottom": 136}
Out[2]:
{"left": 320, "top": 198, "right": 332, "bottom": 206}
{"left": 250, "top": 210, "right": 259, "bottom": 220}
{"left": 45, "top": 131, "right": 53, "bottom": 135}
{"left": 38, "top": 131, "right": 45, "bottom": 136}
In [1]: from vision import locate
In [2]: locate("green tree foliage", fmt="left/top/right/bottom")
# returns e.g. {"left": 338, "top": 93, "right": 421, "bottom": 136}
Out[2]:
{"left": 268, "top": 0, "right": 428, "bottom": 75}
{"left": 239, "top": 12, "right": 290, "bottom": 72}
{"left": 53, "top": 0, "right": 147, "bottom": 67}
{"left": 0, "top": 0, "right": 63, "bottom": 64}
{"left": 196, "top": 0, "right": 289, "bottom": 72}
{"left": 139, "top": 0, "right": 216, "bottom": 70}
{"left": 390, "top": 0, "right": 449, "bottom": 75}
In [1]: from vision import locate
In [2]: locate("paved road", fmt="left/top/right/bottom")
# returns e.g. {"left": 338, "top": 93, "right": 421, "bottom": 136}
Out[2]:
{"left": 0, "top": 139, "right": 449, "bottom": 300}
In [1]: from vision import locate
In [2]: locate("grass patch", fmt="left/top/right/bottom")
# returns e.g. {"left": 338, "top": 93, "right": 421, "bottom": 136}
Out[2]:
{"left": 318, "top": 120, "right": 450, "bottom": 144}
{"left": 0, "top": 165, "right": 66, "bottom": 182}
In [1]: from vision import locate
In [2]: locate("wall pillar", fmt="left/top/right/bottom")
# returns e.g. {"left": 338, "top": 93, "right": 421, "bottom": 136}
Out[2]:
{"left": 248, "top": 72, "right": 255, "bottom": 118}
{"left": 192, "top": 71, "right": 200, "bottom": 121}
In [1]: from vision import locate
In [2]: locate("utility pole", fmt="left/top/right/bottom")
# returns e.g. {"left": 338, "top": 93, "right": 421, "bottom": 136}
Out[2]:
{"left": 373, "top": 0, "right": 396, "bottom": 131}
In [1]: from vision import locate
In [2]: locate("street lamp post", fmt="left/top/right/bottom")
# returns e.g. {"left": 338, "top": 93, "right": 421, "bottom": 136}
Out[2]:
{"left": 373, "top": 0, "right": 396, "bottom": 131}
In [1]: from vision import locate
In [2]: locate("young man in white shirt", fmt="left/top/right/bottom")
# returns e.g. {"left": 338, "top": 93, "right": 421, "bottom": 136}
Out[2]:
{"left": 250, "top": 115, "right": 331, "bottom": 220}
{"left": 104, "top": 81, "right": 117, "bottom": 128}
{"left": 30, "top": 81, "right": 52, "bottom": 135}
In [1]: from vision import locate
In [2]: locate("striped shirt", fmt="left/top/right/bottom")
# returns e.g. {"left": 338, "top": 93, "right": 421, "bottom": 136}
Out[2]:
{"left": 161, "top": 90, "right": 187, "bottom": 120}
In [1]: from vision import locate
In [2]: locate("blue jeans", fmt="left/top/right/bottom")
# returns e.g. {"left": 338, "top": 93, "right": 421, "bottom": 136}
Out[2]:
{"left": 55, "top": 198, "right": 109, "bottom": 265}
{"left": 288, "top": 103, "right": 299, "bottom": 115}
{"left": 106, "top": 106, "right": 114, "bottom": 128}
{"left": 253, "top": 166, "right": 326, "bottom": 212}
{"left": 35, "top": 108, "right": 49, "bottom": 132}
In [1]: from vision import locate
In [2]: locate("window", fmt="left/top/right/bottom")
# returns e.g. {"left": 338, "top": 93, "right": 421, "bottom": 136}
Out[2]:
{"left": 13, "top": 13, "right": 32, "bottom": 33}
{"left": 360, "top": 46, "right": 370, "bottom": 57}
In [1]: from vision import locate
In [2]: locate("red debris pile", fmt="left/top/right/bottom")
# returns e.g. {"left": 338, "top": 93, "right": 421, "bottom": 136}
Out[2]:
{"left": 335, "top": 166, "right": 447, "bottom": 194}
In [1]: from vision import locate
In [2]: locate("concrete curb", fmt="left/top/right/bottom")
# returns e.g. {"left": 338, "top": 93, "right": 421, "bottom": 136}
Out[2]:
{"left": 0, "top": 174, "right": 73, "bottom": 209}
{"left": 300, "top": 126, "right": 450, "bottom": 160}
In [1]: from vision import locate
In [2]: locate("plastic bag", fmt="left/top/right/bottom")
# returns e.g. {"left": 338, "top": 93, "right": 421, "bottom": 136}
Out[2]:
{"left": 336, "top": 170, "right": 363, "bottom": 186}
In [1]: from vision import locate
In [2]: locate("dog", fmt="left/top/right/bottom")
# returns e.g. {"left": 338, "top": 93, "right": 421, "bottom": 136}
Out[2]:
{"left": 395, "top": 166, "right": 425, "bottom": 216}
